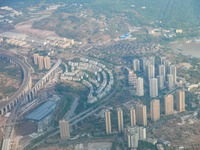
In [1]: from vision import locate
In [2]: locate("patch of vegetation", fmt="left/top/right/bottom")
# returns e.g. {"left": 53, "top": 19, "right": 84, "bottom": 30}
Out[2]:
{"left": 138, "top": 141, "right": 157, "bottom": 150}
{"left": 0, "top": 59, "right": 21, "bottom": 79}
{"left": 52, "top": 82, "right": 89, "bottom": 126}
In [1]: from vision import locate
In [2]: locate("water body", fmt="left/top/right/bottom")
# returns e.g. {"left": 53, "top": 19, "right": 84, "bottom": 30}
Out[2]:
{"left": 172, "top": 41, "right": 200, "bottom": 58}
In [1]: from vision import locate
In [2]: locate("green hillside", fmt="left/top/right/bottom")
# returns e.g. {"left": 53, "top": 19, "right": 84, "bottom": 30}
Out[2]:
{"left": 1, "top": 0, "right": 200, "bottom": 29}
{"left": 50, "top": 0, "right": 200, "bottom": 29}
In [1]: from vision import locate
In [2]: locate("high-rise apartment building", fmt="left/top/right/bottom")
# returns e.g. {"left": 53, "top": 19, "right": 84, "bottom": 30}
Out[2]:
{"left": 59, "top": 120, "right": 70, "bottom": 139}
{"left": 105, "top": 109, "right": 112, "bottom": 134}
{"left": 117, "top": 108, "right": 124, "bottom": 132}
{"left": 136, "top": 77, "right": 144, "bottom": 96}
{"left": 142, "top": 58, "right": 148, "bottom": 72}
{"left": 127, "top": 132, "right": 139, "bottom": 148}
{"left": 126, "top": 126, "right": 146, "bottom": 149}
{"left": 44, "top": 56, "right": 51, "bottom": 69}
{"left": 136, "top": 104, "right": 147, "bottom": 126}
{"left": 167, "top": 74, "right": 174, "bottom": 90}
{"left": 150, "top": 99, "right": 160, "bottom": 122}
{"left": 130, "top": 107, "right": 136, "bottom": 126}
{"left": 157, "top": 75, "right": 164, "bottom": 90}
{"left": 159, "top": 65, "right": 166, "bottom": 81}
{"left": 176, "top": 90, "right": 185, "bottom": 112}
{"left": 147, "top": 65, "right": 155, "bottom": 81}
{"left": 142, "top": 57, "right": 154, "bottom": 72}
{"left": 38, "top": 56, "right": 44, "bottom": 70}
{"left": 149, "top": 56, "right": 155, "bottom": 67}
{"left": 160, "top": 57, "right": 166, "bottom": 65}
{"left": 33, "top": 53, "right": 39, "bottom": 65}
{"left": 165, "top": 94, "right": 174, "bottom": 115}
{"left": 164, "top": 60, "right": 171, "bottom": 75}
{"left": 128, "top": 71, "right": 137, "bottom": 86}
{"left": 133, "top": 59, "right": 140, "bottom": 72}
{"left": 169, "top": 65, "right": 177, "bottom": 85}
{"left": 149, "top": 78, "right": 158, "bottom": 98}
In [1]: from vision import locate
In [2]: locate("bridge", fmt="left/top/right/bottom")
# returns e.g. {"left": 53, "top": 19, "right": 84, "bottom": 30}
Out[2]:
{"left": 0, "top": 51, "right": 32, "bottom": 115}
{"left": 25, "top": 60, "right": 61, "bottom": 103}
{"left": 0, "top": 53, "right": 61, "bottom": 150}
{"left": 0, "top": 50, "right": 61, "bottom": 115}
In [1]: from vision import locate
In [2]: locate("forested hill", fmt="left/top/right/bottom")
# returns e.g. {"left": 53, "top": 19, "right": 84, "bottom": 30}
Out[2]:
{"left": 1, "top": 0, "right": 200, "bottom": 29}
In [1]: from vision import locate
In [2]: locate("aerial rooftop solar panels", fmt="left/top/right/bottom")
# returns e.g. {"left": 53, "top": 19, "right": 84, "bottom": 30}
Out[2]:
{"left": 25, "top": 100, "right": 57, "bottom": 121}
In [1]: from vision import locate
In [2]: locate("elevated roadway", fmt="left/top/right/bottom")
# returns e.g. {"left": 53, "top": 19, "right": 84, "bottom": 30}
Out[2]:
{"left": 2, "top": 57, "right": 61, "bottom": 150}
{"left": 0, "top": 50, "right": 32, "bottom": 115}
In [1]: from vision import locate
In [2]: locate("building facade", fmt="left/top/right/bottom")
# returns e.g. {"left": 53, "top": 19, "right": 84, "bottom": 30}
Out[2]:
{"left": 157, "top": 75, "right": 164, "bottom": 90}
{"left": 159, "top": 65, "right": 166, "bottom": 81}
{"left": 33, "top": 53, "right": 39, "bottom": 65}
{"left": 44, "top": 56, "right": 51, "bottom": 69}
{"left": 117, "top": 108, "right": 124, "bottom": 132}
{"left": 126, "top": 126, "right": 146, "bottom": 149}
{"left": 150, "top": 99, "right": 160, "bottom": 122}
{"left": 136, "top": 104, "right": 147, "bottom": 126}
{"left": 105, "top": 109, "right": 112, "bottom": 134}
{"left": 38, "top": 56, "right": 44, "bottom": 70}
{"left": 133, "top": 59, "right": 140, "bottom": 72}
{"left": 170, "top": 65, "right": 177, "bottom": 85}
{"left": 167, "top": 74, "right": 174, "bottom": 90}
{"left": 147, "top": 65, "right": 155, "bottom": 81}
{"left": 176, "top": 90, "right": 185, "bottom": 112}
{"left": 136, "top": 77, "right": 144, "bottom": 96}
{"left": 149, "top": 78, "right": 158, "bottom": 98}
{"left": 165, "top": 94, "right": 174, "bottom": 115}
{"left": 130, "top": 107, "right": 136, "bottom": 126}
{"left": 59, "top": 120, "right": 70, "bottom": 139}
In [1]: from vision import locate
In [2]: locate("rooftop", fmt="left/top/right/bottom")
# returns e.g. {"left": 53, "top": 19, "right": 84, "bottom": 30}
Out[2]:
{"left": 25, "top": 100, "right": 57, "bottom": 121}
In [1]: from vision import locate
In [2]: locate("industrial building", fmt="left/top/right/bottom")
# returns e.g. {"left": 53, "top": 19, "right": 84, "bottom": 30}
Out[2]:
{"left": 25, "top": 100, "right": 57, "bottom": 132}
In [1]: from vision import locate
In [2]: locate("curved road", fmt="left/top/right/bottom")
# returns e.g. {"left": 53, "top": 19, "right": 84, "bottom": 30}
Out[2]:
{"left": 0, "top": 49, "right": 31, "bottom": 113}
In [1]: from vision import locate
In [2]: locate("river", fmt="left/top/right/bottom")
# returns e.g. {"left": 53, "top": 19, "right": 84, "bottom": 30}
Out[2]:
{"left": 171, "top": 40, "right": 200, "bottom": 58}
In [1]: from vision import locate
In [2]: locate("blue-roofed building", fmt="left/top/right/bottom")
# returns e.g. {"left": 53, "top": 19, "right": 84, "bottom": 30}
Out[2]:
{"left": 119, "top": 36, "right": 126, "bottom": 39}
{"left": 119, "top": 33, "right": 130, "bottom": 39}
{"left": 124, "top": 33, "right": 130, "bottom": 37}
{"left": 25, "top": 100, "right": 57, "bottom": 132}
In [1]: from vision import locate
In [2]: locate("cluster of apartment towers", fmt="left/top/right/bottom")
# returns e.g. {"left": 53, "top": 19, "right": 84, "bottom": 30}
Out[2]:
{"left": 33, "top": 53, "right": 51, "bottom": 70}
{"left": 59, "top": 90, "right": 184, "bottom": 145}
{"left": 105, "top": 90, "right": 185, "bottom": 134}
{"left": 129, "top": 56, "right": 176, "bottom": 97}
{"left": 58, "top": 56, "right": 185, "bottom": 146}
